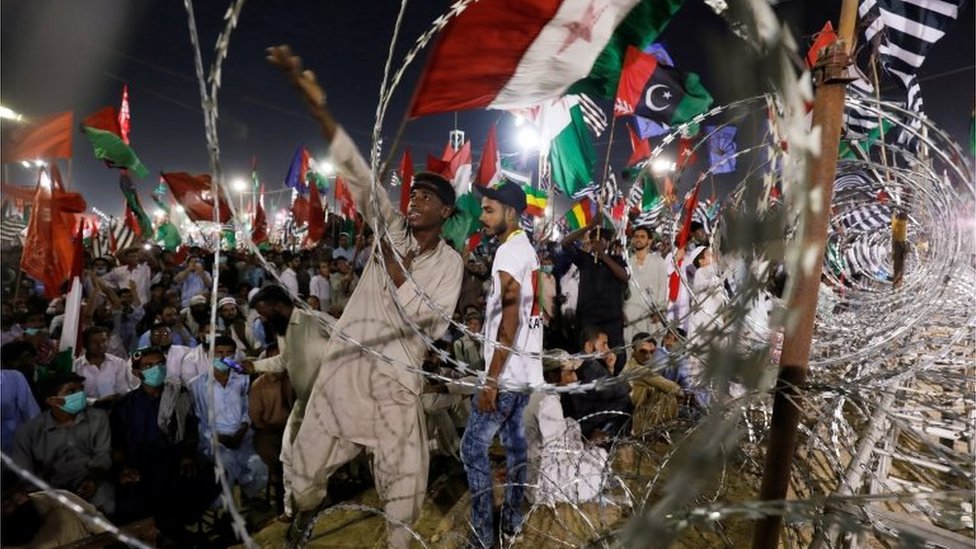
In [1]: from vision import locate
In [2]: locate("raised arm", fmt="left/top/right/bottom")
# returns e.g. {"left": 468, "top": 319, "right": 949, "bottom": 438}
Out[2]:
{"left": 266, "top": 45, "right": 399, "bottom": 233}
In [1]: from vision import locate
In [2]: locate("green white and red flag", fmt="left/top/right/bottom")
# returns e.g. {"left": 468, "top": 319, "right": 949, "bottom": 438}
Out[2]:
{"left": 409, "top": 0, "right": 683, "bottom": 117}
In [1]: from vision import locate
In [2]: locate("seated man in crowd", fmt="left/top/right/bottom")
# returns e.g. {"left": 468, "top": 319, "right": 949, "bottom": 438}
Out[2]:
{"left": 561, "top": 326, "right": 632, "bottom": 442}
{"left": 621, "top": 333, "right": 684, "bottom": 436}
{"left": 145, "top": 322, "right": 194, "bottom": 387}
{"left": 190, "top": 335, "right": 265, "bottom": 498}
{"left": 73, "top": 326, "right": 137, "bottom": 402}
{"left": 656, "top": 328, "right": 710, "bottom": 415}
{"left": 12, "top": 373, "right": 114, "bottom": 515}
{"left": 217, "top": 296, "right": 254, "bottom": 356}
{"left": 111, "top": 346, "right": 219, "bottom": 544}
{"left": 1, "top": 366, "right": 39, "bottom": 454}
{"left": 137, "top": 305, "right": 194, "bottom": 348}
{"left": 524, "top": 350, "right": 609, "bottom": 504}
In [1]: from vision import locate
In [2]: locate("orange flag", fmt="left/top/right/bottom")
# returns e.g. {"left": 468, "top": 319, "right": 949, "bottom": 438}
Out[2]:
{"left": 21, "top": 166, "right": 86, "bottom": 299}
{"left": 1, "top": 111, "right": 74, "bottom": 163}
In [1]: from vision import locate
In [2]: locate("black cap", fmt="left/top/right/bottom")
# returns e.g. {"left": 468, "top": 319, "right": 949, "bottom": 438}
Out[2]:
{"left": 411, "top": 172, "right": 456, "bottom": 207}
{"left": 475, "top": 180, "right": 526, "bottom": 214}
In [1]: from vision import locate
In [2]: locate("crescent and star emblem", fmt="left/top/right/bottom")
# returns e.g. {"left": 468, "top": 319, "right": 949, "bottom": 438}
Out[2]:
{"left": 644, "top": 84, "right": 674, "bottom": 112}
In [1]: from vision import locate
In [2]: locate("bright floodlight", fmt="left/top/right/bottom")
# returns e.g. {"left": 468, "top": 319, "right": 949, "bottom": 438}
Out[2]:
{"left": 231, "top": 178, "right": 248, "bottom": 193}
{"left": 651, "top": 158, "right": 674, "bottom": 174}
{"left": 517, "top": 126, "right": 539, "bottom": 151}
{"left": 33, "top": 160, "right": 46, "bottom": 168}
{"left": 175, "top": 205, "right": 185, "bottom": 213}
{"left": 0, "top": 106, "right": 23, "bottom": 122}
{"left": 318, "top": 159, "right": 335, "bottom": 175}
{"left": 20, "top": 161, "right": 30, "bottom": 168}
{"left": 153, "top": 208, "right": 166, "bottom": 217}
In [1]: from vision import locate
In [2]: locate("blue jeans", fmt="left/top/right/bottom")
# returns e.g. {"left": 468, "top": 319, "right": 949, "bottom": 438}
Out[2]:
{"left": 460, "top": 392, "right": 529, "bottom": 548}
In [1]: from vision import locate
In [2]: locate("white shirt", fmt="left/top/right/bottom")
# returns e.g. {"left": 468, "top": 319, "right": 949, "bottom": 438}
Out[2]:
{"left": 73, "top": 353, "right": 138, "bottom": 399}
{"left": 280, "top": 268, "right": 300, "bottom": 297}
{"left": 559, "top": 264, "right": 580, "bottom": 318}
{"left": 104, "top": 264, "right": 152, "bottom": 304}
{"left": 309, "top": 274, "right": 331, "bottom": 311}
{"left": 523, "top": 392, "right": 607, "bottom": 504}
{"left": 483, "top": 231, "right": 544, "bottom": 387}
{"left": 626, "top": 251, "right": 668, "bottom": 311}
{"left": 178, "top": 345, "right": 213, "bottom": 387}
{"left": 162, "top": 344, "right": 193, "bottom": 386}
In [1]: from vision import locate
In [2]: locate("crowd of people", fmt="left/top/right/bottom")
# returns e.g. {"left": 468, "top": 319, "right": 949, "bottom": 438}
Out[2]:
{"left": 0, "top": 49, "right": 744, "bottom": 549}
{"left": 0, "top": 203, "right": 726, "bottom": 547}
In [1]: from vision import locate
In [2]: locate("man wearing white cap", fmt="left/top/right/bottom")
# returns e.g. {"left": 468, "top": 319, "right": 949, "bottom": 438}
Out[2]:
{"left": 217, "top": 296, "right": 252, "bottom": 356}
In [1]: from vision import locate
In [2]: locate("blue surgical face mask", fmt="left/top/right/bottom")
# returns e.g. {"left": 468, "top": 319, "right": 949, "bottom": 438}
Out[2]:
{"left": 541, "top": 265, "right": 554, "bottom": 274}
{"left": 24, "top": 328, "right": 40, "bottom": 336}
{"left": 59, "top": 391, "right": 87, "bottom": 414}
{"left": 213, "top": 358, "right": 231, "bottom": 372}
{"left": 141, "top": 365, "right": 166, "bottom": 387}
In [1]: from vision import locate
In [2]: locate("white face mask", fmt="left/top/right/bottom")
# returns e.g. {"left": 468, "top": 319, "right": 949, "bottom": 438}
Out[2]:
{"left": 94, "top": 267, "right": 108, "bottom": 276}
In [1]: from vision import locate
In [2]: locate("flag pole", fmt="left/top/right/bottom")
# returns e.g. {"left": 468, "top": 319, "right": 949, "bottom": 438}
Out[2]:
{"left": 595, "top": 115, "right": 619, "bottom": 260}
{"left": 751, "top": 0, "right": 857, "bottom": 547}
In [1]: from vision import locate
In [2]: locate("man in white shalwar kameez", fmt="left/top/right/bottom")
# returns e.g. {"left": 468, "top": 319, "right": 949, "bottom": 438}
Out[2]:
{"left": 266, "top": 46, "right": 463, "bottom": 549}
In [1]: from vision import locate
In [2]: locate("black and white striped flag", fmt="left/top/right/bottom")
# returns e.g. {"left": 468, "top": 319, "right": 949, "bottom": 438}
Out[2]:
{"left": 0, "top": 218, "right": 27, "bottom": 247}
{"left": 836, "top": 203, "right": 891, "bottom": 233}
{"left": 110, "top": 218, "right": 137, "bottom": 253}
{"left": 858, "top": 0, "right": 964, "bottom": 142}
{"left": 691, "top": 202, "right": 714, "bottom": 235}
{"left": 577, "top": 94, "right": 608, "bottom": 138}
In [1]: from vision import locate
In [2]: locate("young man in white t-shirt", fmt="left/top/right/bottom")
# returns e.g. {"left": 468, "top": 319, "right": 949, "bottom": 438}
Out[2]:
{"left": 461, "top": 180, "right": 543, "bottom": 548}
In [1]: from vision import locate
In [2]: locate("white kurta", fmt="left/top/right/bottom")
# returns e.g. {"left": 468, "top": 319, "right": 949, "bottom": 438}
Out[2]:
{"left": 287, "top": 126, "right": 463, "bottom": 548}
{"left": 523, "top": 392, "right": 609, "bottom": 505}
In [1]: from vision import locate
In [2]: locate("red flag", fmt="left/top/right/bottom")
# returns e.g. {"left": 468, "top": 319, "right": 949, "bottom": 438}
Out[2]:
{"left": 477, "top": 123, "right": 499, "bottom": 186}
{"left": 626, "top": 122, "right": 651, "bottom": 167}
{"left": 466, "top": 232, "right": 482, "bottom": 253}
{"left": 291, "top": 195, "right": 309, "bottom": 226}
{"left": 160, "top": 172, "right": 232, "bottom": 223}
{"left": 806, "top": 22, "right": 837, "bottom": 68}
{"left": 252, "top": 196, "right": 269, "bottom": 245}
{"left": 82, "top": 106, "right": 122, "bottom": 135}
{"left": 21, "top": 166, "right": 86, "bottom": 299}
{"left": 676, "top": 137, "right": 697, "bottom": 169}
{"left": 305, "top": 178, "right": 325, "bottom": 245}
{"left": 1, "top": 111, "right": 73, "bottom": 163}
{"left": 676, "top": 181, "right": 701, "bottom": 249}
{"left": 118, "top": 85, "right": 131, "bottom": 145}
{"left": 334, "top": 176, "right": 356, "bottom": 219}
{"left": 426, "top": 155, "right": 451, "bottom": 177}
{"left": 399, "top": 149, "right": 414, "bottom": 215}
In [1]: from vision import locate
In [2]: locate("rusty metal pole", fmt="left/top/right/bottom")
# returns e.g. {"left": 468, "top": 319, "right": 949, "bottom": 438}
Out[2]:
{"left": 751, "top": 1, "right": 858, "bottom": 548}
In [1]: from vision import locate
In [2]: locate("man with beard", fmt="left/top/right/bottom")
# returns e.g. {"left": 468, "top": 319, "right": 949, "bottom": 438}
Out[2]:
{"left": 217, "top": 296, "right": 253, "bottom": 356}
{"left": 623, "top": 226, "right": 668, "bottom": 350}
{"left": 243, "top": 285, "right": 334, "bottom": 520}
{"left": 264, "top": 45, "right": 463, "bottom": 548}
{"left": 146, "top": 322, "right": 193, "bottom": 387}
{"left": 461, "top": 180, "right": 544, "bottom": 548}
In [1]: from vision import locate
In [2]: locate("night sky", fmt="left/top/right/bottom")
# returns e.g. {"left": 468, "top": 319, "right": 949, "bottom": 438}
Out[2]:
{"left": 1, "top": 0, "right": 973, "bottom": 217}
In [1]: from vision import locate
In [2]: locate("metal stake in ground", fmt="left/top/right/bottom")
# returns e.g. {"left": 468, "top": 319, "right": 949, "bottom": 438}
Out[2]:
{"left": 751, "top": 0, "right": 858, "bottom": 547}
